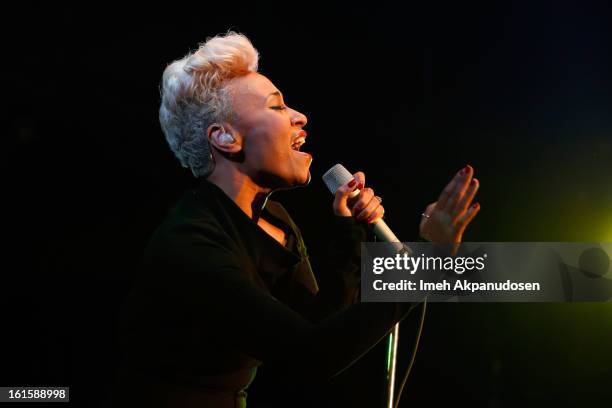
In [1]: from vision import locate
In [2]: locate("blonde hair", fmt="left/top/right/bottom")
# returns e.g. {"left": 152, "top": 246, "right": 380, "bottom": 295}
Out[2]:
{"left": 159, "top": 32, "right": 259, "bottom": 177}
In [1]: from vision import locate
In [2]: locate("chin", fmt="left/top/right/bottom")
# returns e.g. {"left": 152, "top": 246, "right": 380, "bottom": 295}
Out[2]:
{"left": 297, "top": 171, "right": 311, "bottom": 186}
{"left": 277, "top": 170, "right": 310, "bottom": 191}
{"left": 295, "top": 161, "right": 313, "bottom": 185}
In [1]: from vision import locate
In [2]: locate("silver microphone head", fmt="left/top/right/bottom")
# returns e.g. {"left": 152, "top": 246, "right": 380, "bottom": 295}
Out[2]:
{"left": 322, "top": 164, "right": 353, "bottom": 194}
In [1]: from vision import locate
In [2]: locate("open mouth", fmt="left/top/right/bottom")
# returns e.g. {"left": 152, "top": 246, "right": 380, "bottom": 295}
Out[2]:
{"left": 291, "top": 136, "right": 306, "bottom": 151}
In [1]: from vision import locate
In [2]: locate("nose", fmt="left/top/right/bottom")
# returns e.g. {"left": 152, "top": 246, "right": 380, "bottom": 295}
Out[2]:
{"left": 290, "top": 108, "right": 308, "bottom": 127}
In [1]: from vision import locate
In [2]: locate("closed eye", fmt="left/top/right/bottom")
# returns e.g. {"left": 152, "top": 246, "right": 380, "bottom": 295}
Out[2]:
{"left": 270, "top": 106, "right": 287, "bottom": 110}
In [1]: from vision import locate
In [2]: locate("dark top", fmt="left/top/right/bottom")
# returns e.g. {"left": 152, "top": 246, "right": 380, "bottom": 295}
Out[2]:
{"left": 114, "top": 180, "right": 414, "bottom": 407}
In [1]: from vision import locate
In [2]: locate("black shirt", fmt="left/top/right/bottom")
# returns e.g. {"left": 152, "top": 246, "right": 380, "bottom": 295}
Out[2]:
{"left": 115, "top": 180, "right": 414, "bottom": 406}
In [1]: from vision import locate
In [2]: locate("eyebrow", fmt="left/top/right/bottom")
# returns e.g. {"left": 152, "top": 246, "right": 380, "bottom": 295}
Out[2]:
{"left": 266, "top": 91, "right": 283, "bottom": 100}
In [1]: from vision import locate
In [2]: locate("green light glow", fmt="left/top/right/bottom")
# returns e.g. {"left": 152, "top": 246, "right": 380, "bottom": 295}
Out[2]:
{"left": 386, "top": 333, "right": 393, "bottom": 374}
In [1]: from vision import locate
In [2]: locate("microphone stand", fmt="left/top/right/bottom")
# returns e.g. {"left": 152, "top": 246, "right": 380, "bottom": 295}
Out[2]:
{"left": 385, "top": 323, "right": 400, "bottom": 408}
{"left": 384, "top": 244, "right": 411, "bottom": 408}
{"left": 320, "top": 164, "right": 411, "bottom": 408}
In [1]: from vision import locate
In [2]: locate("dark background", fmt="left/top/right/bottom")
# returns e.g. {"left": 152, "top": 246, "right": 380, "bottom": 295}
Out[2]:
{"left": 3, "top": 1, "right": 612, "bottom": 407}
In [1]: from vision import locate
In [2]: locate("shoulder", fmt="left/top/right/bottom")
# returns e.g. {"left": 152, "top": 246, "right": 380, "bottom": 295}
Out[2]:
{"left": 144, "top": 191, "right": 237, "bottom": 263}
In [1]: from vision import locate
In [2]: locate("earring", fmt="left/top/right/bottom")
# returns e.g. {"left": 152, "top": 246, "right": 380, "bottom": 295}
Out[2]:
{"left": 218, "top": 132, "right": 235, "bottom": 144}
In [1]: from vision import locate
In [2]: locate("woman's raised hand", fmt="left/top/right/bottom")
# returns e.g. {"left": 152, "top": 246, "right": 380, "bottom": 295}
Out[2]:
{"left": 333, "top": 172, "right": 384, "bottom": 224}
{"left": 419, "top": 165, "right": 480, "bottom": 244}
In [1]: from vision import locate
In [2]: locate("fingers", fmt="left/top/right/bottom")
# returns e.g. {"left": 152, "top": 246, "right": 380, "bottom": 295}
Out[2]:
{"left": 453, "top": 178, "right": 479, "bottom": 215}
{"left": 456, "top": 202, "right": 481, "bottom": 236}
{"left": 438, "top": 164, "right": 473, "bottom": 209}
{"left": 354, "top": 192, "right": 384, "bottom": 223}
{"left": 333, "top": 177, "right": 360, "bottom": 217}
{"left": 422, "top": 167, "right": 481, "bottom": 243}
{"left": 418, "top": 202, "right": 435, "bottom": 240}
{"left": 366, "top": 203, "right": 385, "bottom": 224}
{"left": 353, "top": 171, "right": 365, "bottom": 188}
{"left": 444, "top": 165, "right": 473, "bottom": 211}
{"left": 419, "top": 201, "right": 435, "bottom": 223}
{"left": 437, "top": 182, "right": 454, "bottom": 210}
{"left": 332, "top": 171, "right": 368, "bottom": 217}
{"left": 348, "top": 171, "right": 385, "bottom": 223}
{"left": 351, "top": 187, "right": 374, "bottom": 217}
{"left": 423, "top": 202, "right": 436, "bottom": 217}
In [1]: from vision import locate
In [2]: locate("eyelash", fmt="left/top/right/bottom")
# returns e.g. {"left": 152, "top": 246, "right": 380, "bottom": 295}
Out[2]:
{"left": 271, "top": 106, "right": 287, "bottom": 111}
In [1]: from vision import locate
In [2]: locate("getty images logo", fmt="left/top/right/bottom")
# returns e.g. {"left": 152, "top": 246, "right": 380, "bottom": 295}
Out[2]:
{"left": 372, "top": 253, "right": 488, "bottom": 275}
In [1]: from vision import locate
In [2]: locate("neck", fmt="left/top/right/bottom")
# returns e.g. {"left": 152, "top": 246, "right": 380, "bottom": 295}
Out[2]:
{"left": 207, "top": 167, "right": 271, "bottom": 221}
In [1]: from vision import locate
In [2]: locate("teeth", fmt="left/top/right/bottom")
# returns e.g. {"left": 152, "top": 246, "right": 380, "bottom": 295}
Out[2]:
{"left": 291, "top": 136, "right": 306, "bottom": 151}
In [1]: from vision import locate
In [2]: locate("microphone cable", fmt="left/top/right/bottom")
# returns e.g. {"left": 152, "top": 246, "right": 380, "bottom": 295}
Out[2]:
{"left": 393, "top": 299, "right": 427, "bottom": 408}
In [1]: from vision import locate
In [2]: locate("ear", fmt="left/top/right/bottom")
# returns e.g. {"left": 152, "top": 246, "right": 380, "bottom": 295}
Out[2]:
{"left": 207, "top": 123, "right": 242, "bottom": 154}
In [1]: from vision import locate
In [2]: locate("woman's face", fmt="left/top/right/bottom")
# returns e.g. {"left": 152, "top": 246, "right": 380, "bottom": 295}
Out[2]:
{"left": 225, "top": 72, "right": 311, "bottom": 189}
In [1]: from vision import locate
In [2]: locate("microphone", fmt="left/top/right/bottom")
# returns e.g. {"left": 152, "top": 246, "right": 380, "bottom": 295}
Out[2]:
{"left": 322, "top": 164, "right": 411, "bottom": 254}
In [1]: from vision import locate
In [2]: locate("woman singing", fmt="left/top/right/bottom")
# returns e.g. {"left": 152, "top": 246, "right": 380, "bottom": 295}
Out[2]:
{"left": 114, "top": 31, "right": 480, "bottom": 407}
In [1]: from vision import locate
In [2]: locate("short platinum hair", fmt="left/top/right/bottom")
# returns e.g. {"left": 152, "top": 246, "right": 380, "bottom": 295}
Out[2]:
{"left": 159, "top": 32, "right": 259, "bottom": 177}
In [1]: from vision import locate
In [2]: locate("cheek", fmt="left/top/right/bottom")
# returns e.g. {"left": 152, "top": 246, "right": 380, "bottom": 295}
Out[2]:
{"left": 247, "top": 117, "right": 290, "bottom": 151}
{"left": 244, "top": 131, "right": 285, "bottom": 168}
